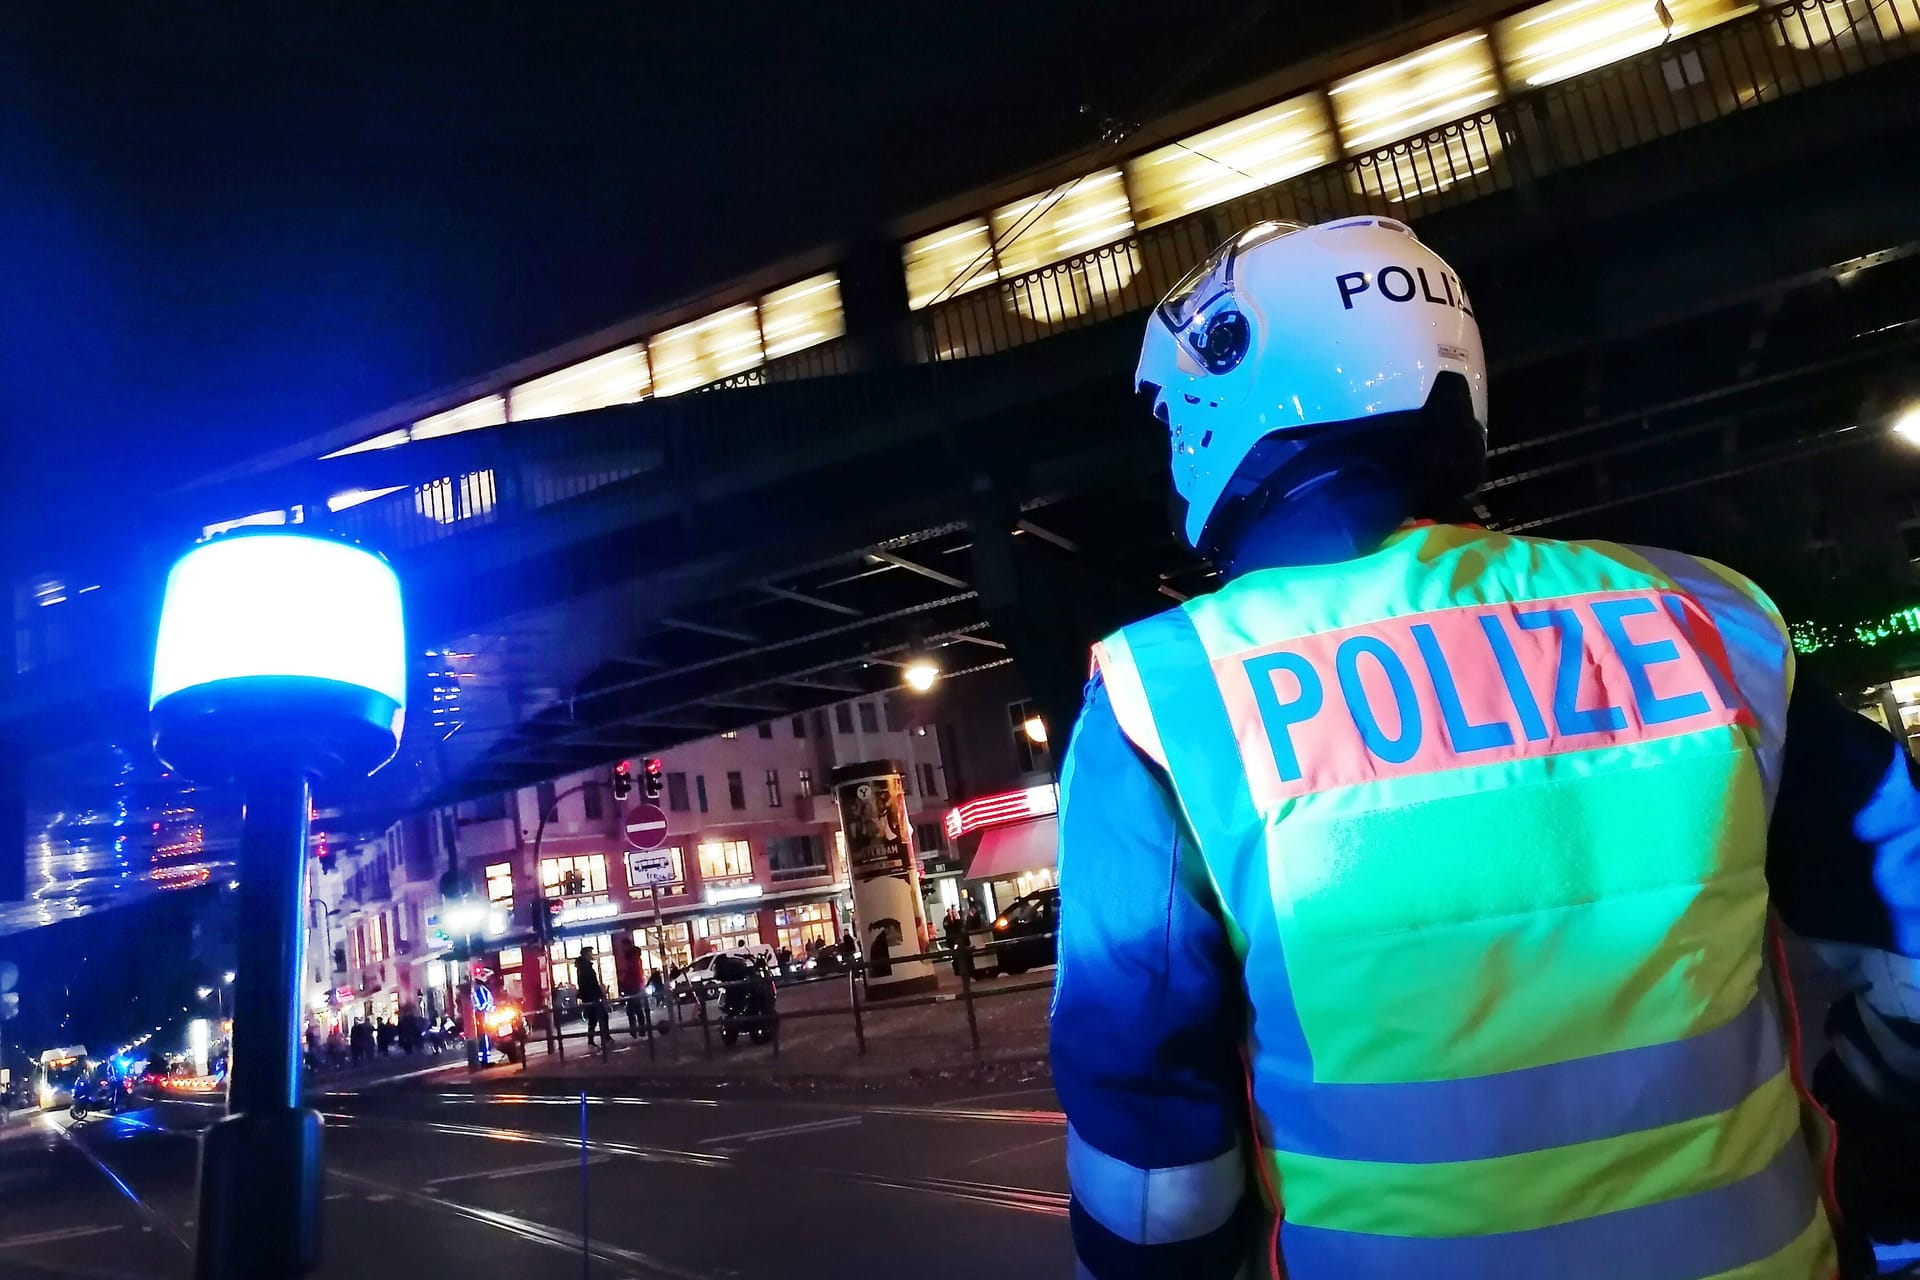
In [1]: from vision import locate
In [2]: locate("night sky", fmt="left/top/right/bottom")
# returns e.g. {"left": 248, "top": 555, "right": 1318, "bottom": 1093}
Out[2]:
{"left": 0, "top": 2, "right": 1418, "bottom": 507}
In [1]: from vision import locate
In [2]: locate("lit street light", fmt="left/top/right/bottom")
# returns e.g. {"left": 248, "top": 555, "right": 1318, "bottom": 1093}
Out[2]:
{"left": 902, "top": 658, "right": 940, "bottom": 693}
{"left": 1895, "top": 400, "right": 1920, "bottom": 446}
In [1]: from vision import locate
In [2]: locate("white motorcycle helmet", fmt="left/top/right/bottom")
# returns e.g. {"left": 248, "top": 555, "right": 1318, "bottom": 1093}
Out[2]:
{"left": 1137, "top": 216, "right": 1488, "bottom": 555}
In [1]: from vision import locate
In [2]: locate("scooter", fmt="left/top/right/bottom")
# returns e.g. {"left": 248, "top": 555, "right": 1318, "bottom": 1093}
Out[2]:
{"left": 713, "top": 954, "right": 776, "bottom": 1046}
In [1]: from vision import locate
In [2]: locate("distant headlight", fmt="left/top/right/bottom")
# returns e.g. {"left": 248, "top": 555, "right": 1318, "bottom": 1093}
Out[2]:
{"left": 993, "top": 918, "right": 1010, "bottom": 932}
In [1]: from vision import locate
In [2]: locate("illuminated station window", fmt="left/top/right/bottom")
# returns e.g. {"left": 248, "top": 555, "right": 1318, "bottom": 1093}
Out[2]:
{"left": 649, "top": 303, "right": 765, "bottom": 397}
{"left": 411, "top": 394, "right": 508, "bottom": 441}
{"left": 1331, "top": 32, "right": 1504, "bottom": 202}
{"left": 1495, "top": 0, "right": 1751, "bottom": 87}
{"left": 902, "top": 218, "right": 999, "bottom": 311}
{"left": 758, "top": 272, "right": 847, "bottom": 361}
{"left": 509, "top": 344, "right": 652, "bottom": 422}
{"left": 1127, "top": 93, "right": 1339, "bottom": 230}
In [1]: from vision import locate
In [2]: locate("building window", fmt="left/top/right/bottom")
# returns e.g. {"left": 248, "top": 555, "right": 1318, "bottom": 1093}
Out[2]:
{"left": 758, "top": 722, "right": 774, "bottom": 739}
{"left": 812, "top": 708, "right": 829, "bottom": 738}
{"left": 915, "top": 822, "right": 945, "bottom": 854}
{"left": 548, "top": 932, "right": 617, "bottom": 998}
{"left": 727, "top": 771, "right": 746, "bottom": 810}
{"left": 720, "top": 731, "right": 738, "bottom": 740}
{"left": 377, "top": 915, "right": 392, "bottom": 962}
{"left": 765, "top": 769, "right": 782, "bottom": 808}
{"left": 1009, "top": 700, "right": 1053, "bottom": 775}
{"left": 919, "top": 763, "right": 939, "bottom": 797}
{"left": 902, "top": 767, "right": 914, "bottom": 796}
{"left": 791, "top": 714, "right": 807, "bottom": 739}
{"left": 666, "top": 771, "right": 690, "bottom": 812}
{"left": 885, "top": 693, "right": 907, "bottom": 732}
{"left": 797, "top": 769, "right": 813, "bottom": 798}
{"left": 540, "top": 854, "right": 610, "bottom": 902}
{"left": 835, "top": 703, "right": 854, "bottom": 734}
{"left": 697, "top": 840, "right": 753, "bottom": 883}
{"left": 485, "top": 862, "right": 514, "bottom": 909}
{"left": 581, "top": 782, "right": 604, "bottom": 822}
{"left": 766, "top": 834, "right": 827, "bottom": 881}
{"left": 858, "top": 701, "right": 879, "bottom": 734}
{"left": 634, "top": 921, "right": 695, "bottom": 975}
{"left": 536, "top": 780, "right": 558, "bottom": 823}
{"left": 773, "top": 902, "right": 838, "bottom": 957}
{"left": 692, "top": 911, "right": 763, "bottom": 955}
{"left": 458, "top": 793, "right": 508, "bottom": 823}
{"left": 696, "top": 775, "right": 709, "bottom": 813}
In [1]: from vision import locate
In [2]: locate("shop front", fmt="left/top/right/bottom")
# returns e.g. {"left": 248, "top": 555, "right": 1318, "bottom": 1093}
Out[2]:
{"left": 944, "top": 784, "right": 1060, "bottom": 921}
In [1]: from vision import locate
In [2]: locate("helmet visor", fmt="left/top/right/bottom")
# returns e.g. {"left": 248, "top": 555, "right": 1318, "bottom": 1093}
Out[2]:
{"left": 1155, "top": 221, "right": 1305, "bottom": 339}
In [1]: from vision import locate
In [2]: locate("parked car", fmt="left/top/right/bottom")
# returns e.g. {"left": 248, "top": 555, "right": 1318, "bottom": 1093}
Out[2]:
{"left": 677, "top": 944, "right": 778, "bottom": 1004}
{"left": 989, "top": 888, "right": 1059, "bottom": 976}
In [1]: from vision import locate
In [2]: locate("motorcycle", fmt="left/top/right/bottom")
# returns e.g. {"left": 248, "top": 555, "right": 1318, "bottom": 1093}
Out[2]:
{"left": 713, "top": 953, "right": 776, "bottom": 1046}
{"left": 67, "top": 1076, "right": 121, "bottom": 1123}
{"left": 476, "top": 1004, "right": 526, "bottom": 1065}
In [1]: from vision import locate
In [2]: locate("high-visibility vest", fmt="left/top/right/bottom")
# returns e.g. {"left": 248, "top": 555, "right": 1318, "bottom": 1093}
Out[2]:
{"left": 1090, "top": 523, "right": 1834, "bottom": 1280}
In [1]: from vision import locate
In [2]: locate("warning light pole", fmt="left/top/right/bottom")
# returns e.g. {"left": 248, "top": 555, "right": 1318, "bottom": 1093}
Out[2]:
{"left": 150, "top": 533, "right": 406, "bottom": 1279}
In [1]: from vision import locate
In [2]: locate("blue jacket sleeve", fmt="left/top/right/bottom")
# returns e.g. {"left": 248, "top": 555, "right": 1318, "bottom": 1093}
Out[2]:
{"left": 1051, "top": 674, "right": 1256, "bottom": 1279}
{"left": 1768, "top": 675, "right": 1920, "bottom": 1108}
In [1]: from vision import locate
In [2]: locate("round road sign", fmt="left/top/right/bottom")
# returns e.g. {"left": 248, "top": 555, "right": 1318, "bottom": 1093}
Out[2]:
{"left": 624, "top": 803, "right": 669, "bottom": 852}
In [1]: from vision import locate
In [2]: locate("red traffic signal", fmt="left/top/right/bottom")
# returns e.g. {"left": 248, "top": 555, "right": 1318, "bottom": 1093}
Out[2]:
{"left": 643, "top": 756, "right": 663, "bottom": 802}
{"left": 612, "top": 759, "right": 633, "bottom": 802}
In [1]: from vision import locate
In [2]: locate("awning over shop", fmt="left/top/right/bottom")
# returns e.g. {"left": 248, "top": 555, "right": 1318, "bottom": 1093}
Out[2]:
{"left": 965, "top": 816, "right": 1058, "bottom": 882}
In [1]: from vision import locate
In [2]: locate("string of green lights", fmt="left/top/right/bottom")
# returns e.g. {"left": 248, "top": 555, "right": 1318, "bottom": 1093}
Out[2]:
{"left": 1790, "top": 605, "right": 1920, "bottom": 657}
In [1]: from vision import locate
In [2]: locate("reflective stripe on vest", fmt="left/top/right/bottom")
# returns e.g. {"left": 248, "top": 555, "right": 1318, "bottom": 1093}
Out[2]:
{"left": 1090, "top": 525, "right": 1831, "bottom": 1280}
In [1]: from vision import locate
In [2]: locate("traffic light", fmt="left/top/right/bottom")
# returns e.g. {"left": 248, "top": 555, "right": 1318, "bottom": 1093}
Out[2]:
{"left": 612, "top": 759, "right": 632, "bottom": 802}
{"left": 643, "top": 756, "right": 663, "bottom": 802}
{"left": 532, "top": 897, "right": 560, "bottom": 944}
{"left": 561, "top": 868, "right": 585, "bottom": 897}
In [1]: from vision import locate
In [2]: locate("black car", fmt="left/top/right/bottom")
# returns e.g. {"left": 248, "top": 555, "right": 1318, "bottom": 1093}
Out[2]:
{"left": 989, "top": 887, "right": 1059, "bottom": 976}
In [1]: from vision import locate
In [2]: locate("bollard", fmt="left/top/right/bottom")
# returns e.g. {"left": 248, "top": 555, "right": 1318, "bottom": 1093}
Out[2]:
{"left": 848, "top": 966, "right": 867, "bottom": 1055}
{"left": 699, "top": 990, "right": 712, "bottom": 1058}
{"left": 958, "top": 940, "right": 981, "bottom": 1053}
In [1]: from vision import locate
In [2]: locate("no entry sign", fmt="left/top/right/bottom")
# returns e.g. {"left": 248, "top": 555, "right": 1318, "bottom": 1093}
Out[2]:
{"left": 624, "top": 802, "right": 669, "bottom": 852}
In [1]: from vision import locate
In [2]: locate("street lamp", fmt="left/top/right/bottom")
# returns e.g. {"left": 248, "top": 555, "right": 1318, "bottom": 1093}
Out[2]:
{"left": 1895, "top": 400, "right": 1920, "bottom": 447}
{"left": 901, "top": 658, "right": 940, "bottom": 693}
{"left": 1022, "top": 715, "right": 1049, "bottom": 745}
{"left": 151, "top": 531, "right": 405, "bottom": 1280}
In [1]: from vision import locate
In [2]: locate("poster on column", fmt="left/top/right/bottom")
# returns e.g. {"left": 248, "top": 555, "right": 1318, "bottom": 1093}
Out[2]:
{"left": 832, "top": 760, "right": 936, "bottom": 998}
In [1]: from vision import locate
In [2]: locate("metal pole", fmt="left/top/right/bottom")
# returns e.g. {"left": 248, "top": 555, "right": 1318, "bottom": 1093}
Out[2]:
{"left": 579, "top": 1091, "right": 591, "bottom": 1280}
{"left": 958, "top": 938, "right": 980, "bottom": 1053}
{"left": 194, "top": 769, "right": 323, "bottom": 1279}
{"left": 848, "top": 966, "right": 866, "bottom": 1055}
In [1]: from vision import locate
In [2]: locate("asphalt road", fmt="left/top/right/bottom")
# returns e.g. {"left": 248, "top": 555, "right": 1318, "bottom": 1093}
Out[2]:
{"left": 0, "top": 1077, "right": 1072, "bottom": 1279}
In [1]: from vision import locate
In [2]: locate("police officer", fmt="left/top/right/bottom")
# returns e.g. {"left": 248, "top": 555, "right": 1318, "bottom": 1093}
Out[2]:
{"left": 1051, "top": 216, "right": 1920, "bottom": 1279}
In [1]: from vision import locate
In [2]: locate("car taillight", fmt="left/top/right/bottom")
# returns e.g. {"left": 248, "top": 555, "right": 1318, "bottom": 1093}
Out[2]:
{"left": 993, "top": 917, "right": 1009, "bottom": 931}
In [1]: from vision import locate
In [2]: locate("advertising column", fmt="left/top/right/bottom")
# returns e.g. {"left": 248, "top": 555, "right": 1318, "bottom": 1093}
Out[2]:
{"left": 831, "top": 760, "right": 935, "bottom": 998}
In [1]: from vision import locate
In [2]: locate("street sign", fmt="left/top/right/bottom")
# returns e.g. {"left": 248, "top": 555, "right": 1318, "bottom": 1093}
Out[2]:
{"left": 624, "top": 802, "right": 669, "bottom": 852}
{"left": 626, "top": 850, "right": 677, "bottom": 885}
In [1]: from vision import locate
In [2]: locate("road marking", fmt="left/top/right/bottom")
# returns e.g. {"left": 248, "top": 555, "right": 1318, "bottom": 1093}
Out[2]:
{"left": 698, "top": 1115, "right": 860, "bottom": 1147}
{"left": 956, "top": 1131, "right": 1066, "bottom": 1168}
{"left": 425, "top": 1155, "right": 609, "bottom": 1189}
{"left": 0, "top": 1224, "right": 125, "bottom": 1250}
{"left": 331, "top": 1169, "right": 721, "bottom": 1280}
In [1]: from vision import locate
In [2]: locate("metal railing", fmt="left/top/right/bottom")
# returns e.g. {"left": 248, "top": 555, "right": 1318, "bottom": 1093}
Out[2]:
{"left": 913, "top": 0, "right": 1917, "bottom": 362}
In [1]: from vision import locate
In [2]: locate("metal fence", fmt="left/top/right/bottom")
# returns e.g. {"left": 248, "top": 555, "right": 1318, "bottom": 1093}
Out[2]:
{"left": 913, "top": 0, "right": 1918, "bottom": 363}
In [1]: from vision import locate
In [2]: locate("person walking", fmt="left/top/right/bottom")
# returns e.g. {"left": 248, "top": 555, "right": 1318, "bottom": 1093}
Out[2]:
{"left": 575, "top": 947, "right": 609, "bottom": 1055}
{"left": 1051, "top": 216, "right": 1920, "bottom": 1278}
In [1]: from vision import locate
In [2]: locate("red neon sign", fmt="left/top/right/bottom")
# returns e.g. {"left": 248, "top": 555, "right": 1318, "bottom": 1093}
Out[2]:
{"left": 943, "top": 785, "right": 1058, "bottom": 840}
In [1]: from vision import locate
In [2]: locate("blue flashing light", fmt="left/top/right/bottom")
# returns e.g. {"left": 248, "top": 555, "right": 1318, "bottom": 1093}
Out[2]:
{"left": 151, "top": 534, "right": 406, "bottom": 710}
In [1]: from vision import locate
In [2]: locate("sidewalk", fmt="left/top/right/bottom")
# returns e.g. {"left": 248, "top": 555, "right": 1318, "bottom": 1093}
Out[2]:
{"left": 488, "top": 970, "right": 1054, "bottom": 1092}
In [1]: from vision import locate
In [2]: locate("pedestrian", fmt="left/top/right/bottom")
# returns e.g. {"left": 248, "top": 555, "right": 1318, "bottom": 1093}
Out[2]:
{"left": 943, "top": 908, "right": 969, "bottom": 977}
{"left": 398, "top": 1009, "right": 420, "bottom": 1055}
{"left": 777, "top": 945, "right": 792, "bottom": 978}
{"left": 839, "top": 929, "right": 857, "bottom": 966}
{"left": 964, "top": 896, "right": 984, "bottom": 931}
{"left": 1050, "top": 215, "right": 1920, "bottom": 1275}
{"left": 349, "top": 1018, "right": 372, "bottom": 1064}
{"left": 575, "top": 946, "right": 608, "bottom": 1054}
{"left": 326, "top": 1026, "right": 347, "bottom": 1067}
{"left": 303, "top": 1023, "right": 321, "bottom": 1071}
{"left": 375, "top": 1017, "right": 394, "bottom": 1057}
